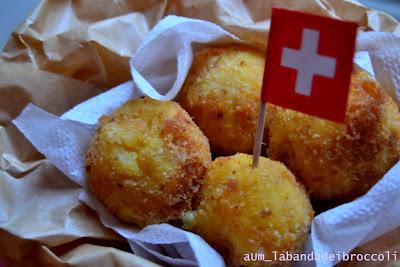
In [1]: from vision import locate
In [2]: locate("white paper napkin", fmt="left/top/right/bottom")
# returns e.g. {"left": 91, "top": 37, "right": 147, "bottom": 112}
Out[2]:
{"left": 13, "top": 15, "right": 400, "bottom": 267}
{"left": 356, "top": 31, "right": 400, "bottom": 105}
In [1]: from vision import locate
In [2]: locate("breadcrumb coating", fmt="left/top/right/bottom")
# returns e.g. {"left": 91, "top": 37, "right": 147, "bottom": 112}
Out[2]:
{"left": 183, "top": 153, "right": 314, "bottom": 267}
{"left": 268, "top": 71, "right": 400, "bottom": 201}
{"left": 86, "top": 97, "right": 212, "bottom": 226}
{"left": 179, "top": 45, "right": 266, "bottom": 155}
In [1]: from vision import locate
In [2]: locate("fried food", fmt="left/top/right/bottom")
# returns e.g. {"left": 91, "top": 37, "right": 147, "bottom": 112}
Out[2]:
{"left": 268, "top": 71, "right": 400, "bottom": 201}
{"left": 183, "top": 153, "right": 314, "bottom": 267}
{"left": 178, "top": 45, "right": 266, "bottom": 155}
{"left": 86, "top": 97, "right": 212, "bottom": 226}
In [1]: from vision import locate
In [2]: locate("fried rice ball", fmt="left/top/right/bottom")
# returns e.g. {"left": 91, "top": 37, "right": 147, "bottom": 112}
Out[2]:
{"left": 178, "top": 45, "right": 266, "bottom": 155}
{"left": 183, "top": 153, "right": 314, "bottom": 267}
{"left": 86, "top": 97, "right": 212, "bottom": 227}
{"left": 268, "top": 71, "right": 400, "bottom": 201}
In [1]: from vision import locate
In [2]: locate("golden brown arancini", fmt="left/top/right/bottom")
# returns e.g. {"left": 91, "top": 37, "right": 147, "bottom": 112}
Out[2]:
{"left": 183, "top": 153, "right": 314, "bottom": 267}
{"left": 86, "top": 97, "right": 212, "bottom": 227}
{"left": 178, "top": 45, "right": 266, "bottom": 155}
{"left": 268, "top": 71, "right": 400, "bottom": 201}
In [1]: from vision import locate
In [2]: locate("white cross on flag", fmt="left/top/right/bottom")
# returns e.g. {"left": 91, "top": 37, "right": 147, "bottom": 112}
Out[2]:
{"left": 261, "top": 8, "right": 358, "bottom": 123}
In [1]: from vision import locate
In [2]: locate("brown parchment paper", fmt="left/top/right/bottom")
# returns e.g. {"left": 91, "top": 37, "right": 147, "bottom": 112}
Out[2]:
{"left": 0, "top": 0, "right": 399, "bottom": 266}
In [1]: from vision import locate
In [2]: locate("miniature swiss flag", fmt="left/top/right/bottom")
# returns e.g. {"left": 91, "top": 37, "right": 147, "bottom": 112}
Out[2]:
{"left": 261, "top": 8, "right": 358, "bottom": 123}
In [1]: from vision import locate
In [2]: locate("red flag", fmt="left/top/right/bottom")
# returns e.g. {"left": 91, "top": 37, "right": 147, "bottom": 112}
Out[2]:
{"left": 261, "top": 8, "right": 358, "bottom": 123}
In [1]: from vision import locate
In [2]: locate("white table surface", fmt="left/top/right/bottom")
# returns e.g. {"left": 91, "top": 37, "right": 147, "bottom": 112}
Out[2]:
{"left": 0, "top": 0, "right": 40, "bottom": 51}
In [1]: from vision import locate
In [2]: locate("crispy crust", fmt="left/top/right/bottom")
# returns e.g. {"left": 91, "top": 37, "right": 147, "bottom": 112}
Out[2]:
{"left": 178, "top": 45, "right": 267, "bottom": 155}
{"left": 183, "top": 153, "right": 314, "bottom": 267}
{"left": 86, "top": 97, "right": 211, "bottom": 226}
{"left": 268, "top": 71, "right": 400, "bottom": 201}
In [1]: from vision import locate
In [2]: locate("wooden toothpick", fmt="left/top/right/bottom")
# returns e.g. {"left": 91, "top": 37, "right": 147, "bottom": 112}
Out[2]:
{"left": 252, "top": 101, "right": 267, "bottom": 168}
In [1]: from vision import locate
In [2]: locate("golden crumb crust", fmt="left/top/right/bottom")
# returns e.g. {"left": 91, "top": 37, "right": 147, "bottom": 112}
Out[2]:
{"left": 268, "top": 71, "right": 400, "bottom": 201}
{"left": 182, "top": 153, "right": 314, "bottom": 267}
{"left": 86, "top": 97, "right": 212, "bottom": 227}
{"left": 178, "top": 45, "right": 266, "bottom": 155}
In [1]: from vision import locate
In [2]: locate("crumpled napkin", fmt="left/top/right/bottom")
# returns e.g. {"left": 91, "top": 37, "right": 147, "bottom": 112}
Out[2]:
{"left": 13, "top": 15, "right": 400, "bottom": 267}
{"left": 356, "top": 32, "right": 400, "bottom": 105}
